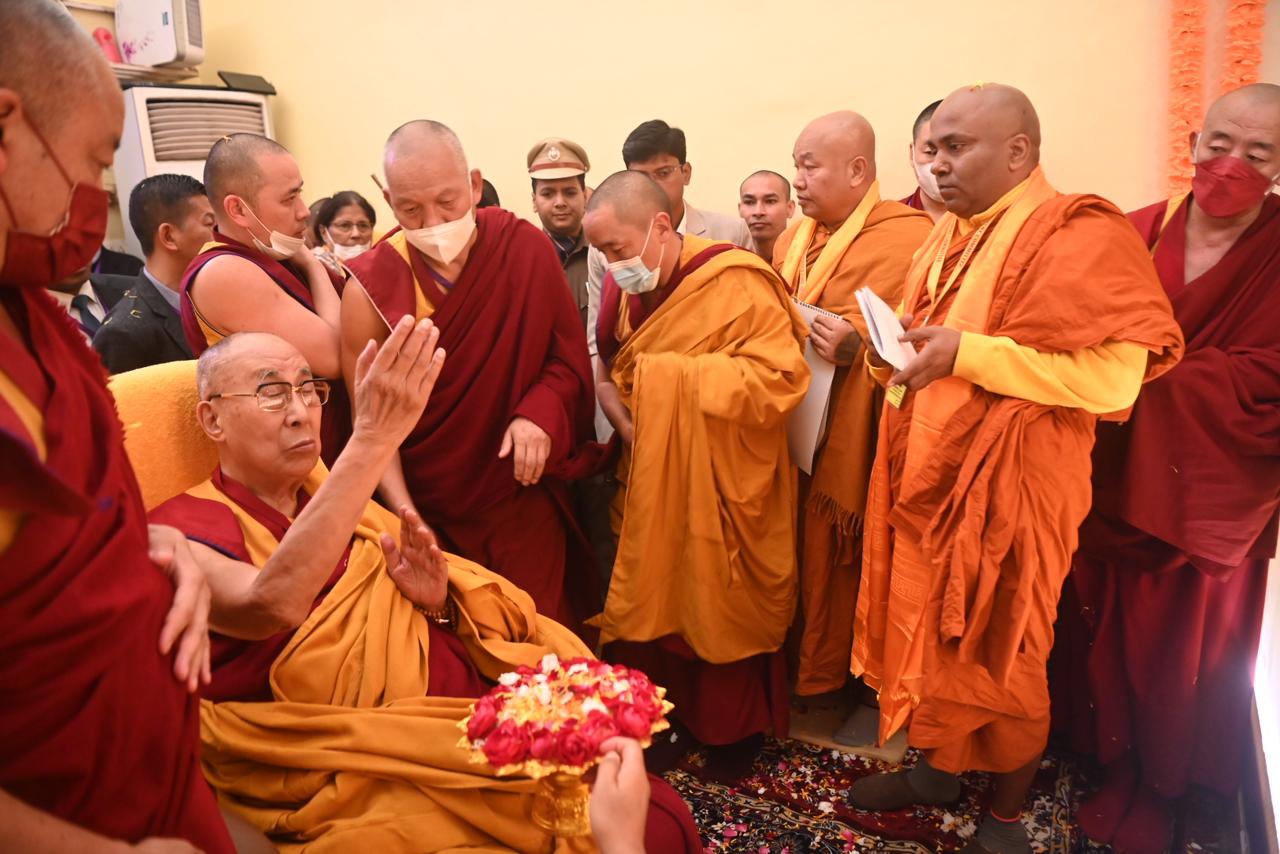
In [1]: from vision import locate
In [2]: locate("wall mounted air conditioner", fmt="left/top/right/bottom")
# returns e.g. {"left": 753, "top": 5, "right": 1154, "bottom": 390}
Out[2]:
{"left": 113, "top": 85, "right": 275, "bottom": 258}
{"left": 115, "top": 0, "right": 204, "bottom": 68}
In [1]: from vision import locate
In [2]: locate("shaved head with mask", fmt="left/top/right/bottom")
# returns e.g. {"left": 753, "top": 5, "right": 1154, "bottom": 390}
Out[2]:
{"left": 342, "top": 119, "right": 603, "bottom": 635}
{"left": 847, "top": 83, "right": 1184, "bottom": 854}
{"left": 0, "top": 2, "right": 247, "bottom": 851}
{"left": 774, "top": 111, "right": 932, "bottom": 731}
{"left": 1059, "top": 81, "right": 1280, "bottom": 852}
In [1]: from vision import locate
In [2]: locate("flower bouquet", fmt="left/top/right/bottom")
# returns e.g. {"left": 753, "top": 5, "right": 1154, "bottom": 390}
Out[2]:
{"left": 457, "top": 654, "right": 673, "bottom": 837}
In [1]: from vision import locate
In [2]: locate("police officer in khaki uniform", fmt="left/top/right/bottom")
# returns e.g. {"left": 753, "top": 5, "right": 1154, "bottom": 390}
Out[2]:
{"left": 527, "top": 137, "right": 591, "bottom": 328}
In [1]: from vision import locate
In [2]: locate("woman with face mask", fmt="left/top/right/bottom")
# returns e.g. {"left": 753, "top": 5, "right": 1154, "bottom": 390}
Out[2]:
{"left": 313, "top": 191, "right": 377, "bottom": 268}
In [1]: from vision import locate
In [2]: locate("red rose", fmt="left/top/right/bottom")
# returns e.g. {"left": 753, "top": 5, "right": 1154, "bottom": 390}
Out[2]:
{"left": 482, "top": 719, "right": 531, "bottom": 768}
{"left": 466, "top": 697, "right": 500, "bottom": 741}
{"left": 616, "top": 703, "right": 655, "bottom": 739}
{"left": 529, "top": 726, "right": 558, "bottom": 761}
{"left": 579, "top": 711, "right": 620, "bottom": 751}
{"left": 556, "top": 726, "right": 596, "bottom": 767}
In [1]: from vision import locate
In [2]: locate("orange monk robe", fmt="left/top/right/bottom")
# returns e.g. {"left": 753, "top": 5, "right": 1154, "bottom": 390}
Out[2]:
{"left": 175, "top": 463, "right": 594, "bottom": 852}
{"left": 852, "top": 167, "right": 1184, "bottom": 774}
{"left": 592, "top": 237, "right": 809, "bottom": 739}
{"left": 772, "top": 182, "right": 933, "bottom": 696}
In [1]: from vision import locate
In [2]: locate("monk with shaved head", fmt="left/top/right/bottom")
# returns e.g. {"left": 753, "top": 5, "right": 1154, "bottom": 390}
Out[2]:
{"left": 343, "top": 119, "right": 603, "bottom": 633}
{"left": 586, "top": 169, "right": 809, "bottom": 779}
{"left": 182, "top": 132, "right": 350, "bottom": 465}
{"left": 846, "top": 83, "right": 1183, "bottom": 854}
{"left": 772, "top": 111, "right": 931, "bottom": 737}
{"left": 1054, "top": 81, "right": 1280, "bottom": 854}
{"left": 0, "top": 0, "right": 241, "bottom": 849}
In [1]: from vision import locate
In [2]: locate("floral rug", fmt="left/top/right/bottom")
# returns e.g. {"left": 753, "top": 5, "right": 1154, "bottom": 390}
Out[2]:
{"left": 663, "top": 739, "right": 1224, "bottom": 853}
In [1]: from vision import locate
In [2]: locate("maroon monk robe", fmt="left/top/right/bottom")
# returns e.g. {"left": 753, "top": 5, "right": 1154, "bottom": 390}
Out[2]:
{"left": 346, "top": 208, "right": 606, "bottom": 633}
{"left": 899, "top": 187, "right": 925, "bottom": 211}
{"left": 0, "top": 287, "right": 232, "bottom": 851}
{"left": 150, "top": 466, "right": 488, "bottom": 702}
{"left": 1052, "top": 194, "right": 1280, "bottom": 799}
{"left": 597, "top": 242, "right": 791, "bottom": 748}
{"left": 180, "top": 230, "right": 351, "bottom": 468}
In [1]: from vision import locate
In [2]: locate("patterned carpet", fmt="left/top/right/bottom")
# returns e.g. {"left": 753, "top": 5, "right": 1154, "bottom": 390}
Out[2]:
{"left": 662, "top": 738, "right": 1225, "bottom": 853}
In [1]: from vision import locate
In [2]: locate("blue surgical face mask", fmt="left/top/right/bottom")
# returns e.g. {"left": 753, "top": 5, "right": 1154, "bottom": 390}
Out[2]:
{"left": 608, "top": 218, "right": 665, "bottom": 294}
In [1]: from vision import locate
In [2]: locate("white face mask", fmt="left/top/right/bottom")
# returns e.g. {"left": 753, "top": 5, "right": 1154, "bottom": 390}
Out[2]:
{"left": 913, "top": 159, "right": 943, "bottom": 202}
{"left": 240, "top": 200, "right": 305, "bottom": 260}
{"left": 402, "top": 207, "right": 476, "bottom": 266}
{"left": 331, "top": 240, "right": 370, "bottom": 261}
{"left": 608, "top": 218, "right": 665, "bottom": 295}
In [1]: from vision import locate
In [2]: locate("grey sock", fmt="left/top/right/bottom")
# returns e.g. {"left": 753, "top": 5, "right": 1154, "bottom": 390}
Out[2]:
{"left": 904, "top": 757, "right": 962, "bottom": 802}
{"left": 974, "top": 812, "right": 1030, "bottom": 854}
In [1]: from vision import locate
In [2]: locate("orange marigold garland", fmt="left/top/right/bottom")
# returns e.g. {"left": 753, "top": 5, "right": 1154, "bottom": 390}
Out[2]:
{"left": 1220, "top": 0, "right": 1266, "bottom": 94}
{"left": 1167, "top": 0, "right": 1207, "bottom": 194}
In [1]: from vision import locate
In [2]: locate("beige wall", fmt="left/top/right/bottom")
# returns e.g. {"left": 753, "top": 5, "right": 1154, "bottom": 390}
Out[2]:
{"left": 188, "top": 0, "right": 1280, "bottom": 228}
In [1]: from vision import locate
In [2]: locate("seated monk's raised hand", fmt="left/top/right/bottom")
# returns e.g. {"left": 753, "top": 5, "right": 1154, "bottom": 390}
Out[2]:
{"left": 890, "top": 320, "right": 960, "bottom": 391}
{"left": 351, "top": 316, "right": 447, "bottom": 448}
{"left": 381, "top": 506, "right": 449, "bottom": 612}
{"left": 499, "top": 416, "right": 552, "bottom": 487}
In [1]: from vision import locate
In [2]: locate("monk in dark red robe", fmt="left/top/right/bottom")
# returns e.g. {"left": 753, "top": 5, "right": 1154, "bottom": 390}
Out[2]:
{"left": 0, "top": 2, "right": 231, "bottom": 849}
{"left": 343, "top": 120, "right": 604, "bottom": 633}
{"left": 1053, "top": 83, "right": 1280, "bottom": 854}
{"left": 181, "top": 133, "right": 351, "bottom": 466}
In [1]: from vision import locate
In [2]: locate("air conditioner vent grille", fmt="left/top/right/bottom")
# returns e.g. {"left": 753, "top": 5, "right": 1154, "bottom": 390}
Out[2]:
{"left": 145, "top": 99, "right": 265, "bottom": 160}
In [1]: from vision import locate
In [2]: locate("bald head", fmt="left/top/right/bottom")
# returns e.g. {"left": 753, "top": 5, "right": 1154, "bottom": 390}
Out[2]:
{"left": 585, "top": 170, "right": 672, "bottom": 230}
{"left": 929, "top": 83, "right": 1042, "bottom": 218}
{"left": 1194, "top": 83, "right": 1280, "bottom": 187}
{"left": 0, "top": 0, "right": 123, "bottom": 265}
{"left": 0, "top": 0, "right": 116, "bottom": 132}
{"left": 791, "top": 111, "right": 877, "bottom": 228}
{"left": 197, "top": 332, "right": 303, "bottom": 399}
{"left": 203, "top": 134, "right": 293, "bottom": 211}
{"left": 385, "top": 120, "right": 468, "bottom": 183}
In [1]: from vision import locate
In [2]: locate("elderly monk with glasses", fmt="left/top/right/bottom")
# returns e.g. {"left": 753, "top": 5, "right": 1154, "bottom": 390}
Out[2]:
{"left": 142, "top": 318, "right": 700, "bottom": 852}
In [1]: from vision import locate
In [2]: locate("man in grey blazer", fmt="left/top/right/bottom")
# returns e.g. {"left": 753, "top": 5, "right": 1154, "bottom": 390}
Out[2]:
{"left": 585, "top": 119, "right": 753, "bottom": 439}
{"left": 94, "top": 174, "right": 213, "bottom": 373}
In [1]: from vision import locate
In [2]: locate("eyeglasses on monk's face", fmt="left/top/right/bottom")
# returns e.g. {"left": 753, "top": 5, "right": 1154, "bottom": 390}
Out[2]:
{"left": 206, "top": 379, "right": 332, "bottom": 412}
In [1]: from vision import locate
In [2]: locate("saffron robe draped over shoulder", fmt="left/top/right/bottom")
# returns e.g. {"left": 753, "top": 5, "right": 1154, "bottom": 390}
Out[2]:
{"left": 346, "top": 209, "right": 605, "bottom": 630}
{"left": 180, "top": 231, "right": 351, "bottom": 466}
{"left": 0, "top": 287, "right": 231, "bottom": 851}
{"left": 852, "top": 167, "right": 1184, "bottom": 773}
{"left": 592, "top": 236, "right": 809, "bottom": 742}
{"left": 772, "top": 186, "right": 933, "bottom": 695}
{"left": 1053, "top": 193, "right": 1280, "bottom": 798}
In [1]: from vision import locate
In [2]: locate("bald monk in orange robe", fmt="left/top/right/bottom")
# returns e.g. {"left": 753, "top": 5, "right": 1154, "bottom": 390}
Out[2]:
{"left": 130, "top": 328, "right": 699, "bottom": 852}
{"left": 772, "top": 111, "right": 931, "bottom": 722}
{"left": 586, "top": 170, "right": 810, "bottom": 780}
{"left": 845, "top": 84, "right": 1183, "bottom": 854}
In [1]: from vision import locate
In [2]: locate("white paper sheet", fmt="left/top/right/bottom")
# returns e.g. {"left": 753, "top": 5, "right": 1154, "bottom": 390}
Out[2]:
{"left": 855, "top": 287, "right": 916, "bottom": 371}
{"left": 787, "top": 300, "right": 839, "bottom": 474}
